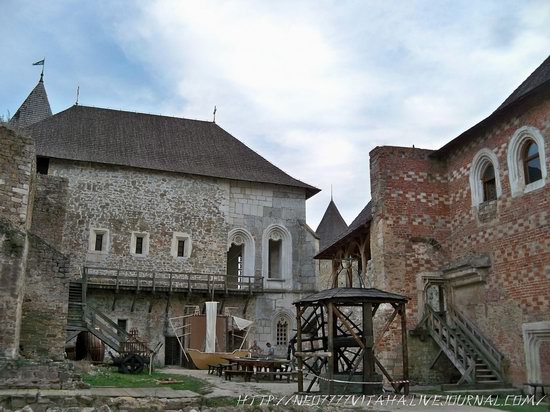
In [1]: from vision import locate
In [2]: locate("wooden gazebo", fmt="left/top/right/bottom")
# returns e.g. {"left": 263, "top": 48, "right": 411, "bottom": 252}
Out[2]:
{"left": 294, "top": 287, "right": 409, "bottom": 395}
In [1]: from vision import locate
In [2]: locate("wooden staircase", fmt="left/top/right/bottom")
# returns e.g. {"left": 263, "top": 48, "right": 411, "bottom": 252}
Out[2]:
{"left": 66, "top": 281, "right": 136, "bottom": 353}
{"left": 422, "top": 304, "right": 505, "bottom": 385}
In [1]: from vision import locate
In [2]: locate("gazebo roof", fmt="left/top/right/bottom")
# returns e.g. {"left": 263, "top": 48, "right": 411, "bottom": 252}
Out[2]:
{"left": 294, "top": 287, "right": 408, "bottom": 306}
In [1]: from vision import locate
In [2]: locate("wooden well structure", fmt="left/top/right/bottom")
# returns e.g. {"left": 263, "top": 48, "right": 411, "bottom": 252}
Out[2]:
{"left": 294, "top": 287, "right": 409, "bottom": 395}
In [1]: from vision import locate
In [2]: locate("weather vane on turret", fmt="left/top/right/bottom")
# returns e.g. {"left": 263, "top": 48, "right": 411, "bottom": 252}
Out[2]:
{"left": 33, "top": 58, "right": 45, "bottom": 81}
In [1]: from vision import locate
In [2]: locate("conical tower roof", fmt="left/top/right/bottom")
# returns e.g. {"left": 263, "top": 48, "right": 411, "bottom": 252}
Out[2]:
{"left": 316, "top": 199, "right": 348, "bottom": 250}
{"left": 9, "top": 76, "right": 52, "bottom": 129}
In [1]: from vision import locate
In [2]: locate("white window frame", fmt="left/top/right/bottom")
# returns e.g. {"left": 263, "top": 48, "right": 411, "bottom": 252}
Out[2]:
{"left": 88, "top": 228, "right": 110, "bottom": 254}
{"left": 130, "top": 232, "right": 149, "bottom": 257}
{"left": 171, "top": 232, "right": 192, "bottom": 259}
{"left": 507, "top": 126, "right": 547, "bottom": 197}
{"left": 469, "top": 148, "right": 502, "bottom": 207}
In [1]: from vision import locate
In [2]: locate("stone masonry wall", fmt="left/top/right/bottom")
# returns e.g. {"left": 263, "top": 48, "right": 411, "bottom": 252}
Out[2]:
{"left": 30, "top": 174, "right": 68, "bottom": 247}
{"left": 19, "top": 232, "right": 70, "bottom": 361}
{"left": 0, "top": 126, "right": 35, "bottom": 231}
{"left": 49, "top": 160, "right": 229, "bottom": 275}
{"left": 0, "top": 126, "right": 35, "bottom": 359}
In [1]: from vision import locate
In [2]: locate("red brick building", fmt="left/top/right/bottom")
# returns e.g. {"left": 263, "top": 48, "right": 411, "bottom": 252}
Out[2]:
{"left": 319, "top": 55, "right": 549, "bottom": 387}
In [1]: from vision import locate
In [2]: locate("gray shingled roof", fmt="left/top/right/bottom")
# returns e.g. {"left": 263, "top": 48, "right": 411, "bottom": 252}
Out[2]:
{"left": 434, "top": 54, "right": 550, "bottom": 157}
{"left": 314, "top": 201, "right": 372, "bottom": 259}
{"left": 294, "top": 287, "right": 407, "bottom": 305}
{"left": 24, "top": 105, "right": 320, "bottom": 197}
{"left": 315, "top": 200, "right": 348, "bottom": 250}
{"left": 9, "top": 78, "right": 52, "bottom": 129}
{"left": 497, "top": 54, "right": 550, "bottom": 111}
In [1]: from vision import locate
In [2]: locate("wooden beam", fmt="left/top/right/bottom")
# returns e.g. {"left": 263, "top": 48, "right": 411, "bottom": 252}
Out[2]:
{"left": 400, "top": 302, "right": 409, "bottom": 395}
{"left": 333, "top": 306, "right": 365, "bottom": 349}
{"left": 363, "top": 302, "right": 375, "bottom": 395}
{"left": 374, "top": 306, "right": 398, "bottom": 347}
{"left": 327, "top": 303, "right": 335, "bottom": 395}
{"left": 296, "top": 304, "right": 304, "bottom": 393}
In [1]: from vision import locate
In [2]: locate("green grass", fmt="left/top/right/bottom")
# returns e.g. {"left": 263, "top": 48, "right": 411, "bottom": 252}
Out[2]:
{"left": 82, "top": 367, "right": 211, "bottom": 394}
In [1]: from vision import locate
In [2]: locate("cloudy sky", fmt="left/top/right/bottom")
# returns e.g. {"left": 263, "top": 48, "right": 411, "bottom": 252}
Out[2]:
{"left": 1, "top": 1, "right": 548, "bottom": 228}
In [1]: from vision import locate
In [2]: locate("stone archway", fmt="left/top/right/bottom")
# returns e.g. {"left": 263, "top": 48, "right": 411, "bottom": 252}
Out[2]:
{"left": 522, "top": 321, "right": 550, "bottom": 386}
{"left": 227, "top": 228, "right": 255, "bottom": 285}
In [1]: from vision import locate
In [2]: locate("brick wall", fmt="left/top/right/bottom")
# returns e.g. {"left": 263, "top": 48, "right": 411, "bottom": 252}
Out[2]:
{"left": 369, "top": 94, "right": 550, "bottom": 385}
{"left": 441, "top": 97, "right": 550, "bottom": 384}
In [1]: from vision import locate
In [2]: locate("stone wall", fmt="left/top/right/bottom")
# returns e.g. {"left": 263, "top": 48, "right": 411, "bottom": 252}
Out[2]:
{"left": 0, "top": 126, "right": 35, "bottom": 231}
{"left": 30, "top": 174, "right": 68, "bottom": 247}
{"left": 0, "top": 220, "right": 28, "bottom": 359}
{"left": 0, "top": 126, "right": 35, "bottom": 359}
{"left": 84, "top": 289, "right": 306, "bottom": 364}
{"left": 19, "top": 232, "right": 69, "bottom": 361}
{"left": 0, "top": 359, "right": 80, "bottom": 390}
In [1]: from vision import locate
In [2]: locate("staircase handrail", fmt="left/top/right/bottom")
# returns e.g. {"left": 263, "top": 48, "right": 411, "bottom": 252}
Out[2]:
{"left": 447, "top": 303, "right": 504, "bottom": 372}
{"left": 424, "top": 304, "right": 476, "bottom": 382}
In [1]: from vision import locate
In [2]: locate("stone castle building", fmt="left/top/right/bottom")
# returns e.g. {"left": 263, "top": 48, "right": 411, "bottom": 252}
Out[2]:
{"left": 318, "top": 55, "right": 550, "bottom": 388}
{"left": 1, "top": 55, "right": 548, "bottom": 390}
{"left": 1, "top": 74, "right": 319, "bottom": 369}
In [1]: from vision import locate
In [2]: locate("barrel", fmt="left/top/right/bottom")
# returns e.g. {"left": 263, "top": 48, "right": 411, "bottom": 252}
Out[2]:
{"left": 76, "top": 331, "right": 105, "bottom": 362}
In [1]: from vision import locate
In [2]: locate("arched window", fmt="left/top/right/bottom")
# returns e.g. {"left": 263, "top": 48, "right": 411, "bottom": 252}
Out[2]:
{"left": 481, "top": 163, "right": 497, "bottom": 202}
{"left": 276, "top": 317, "right": 289, "bottom": 346}
{"left": 262, "top": 224, "right": 292, "bottom": 287}
{"left": 469, "top": 149, "right": 501, "bottom": 207}
{"left": 227, "top": 229, "right": 255, "bottom": 289}
{"left": 508, "top": 126, "right": 547, "bottom": 196}
{"left": 523, "top": 141, "right": 542, "bottom": 185}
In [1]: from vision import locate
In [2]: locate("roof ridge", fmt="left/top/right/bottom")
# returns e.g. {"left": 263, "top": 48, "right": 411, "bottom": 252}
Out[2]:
{"left": 72, "top": 104, "right": 216, "bottom": 124}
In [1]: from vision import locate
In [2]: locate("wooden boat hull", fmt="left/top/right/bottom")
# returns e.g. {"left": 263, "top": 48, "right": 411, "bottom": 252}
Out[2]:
{"left": 186, "top": 349, "right": 249, "bottom": 369}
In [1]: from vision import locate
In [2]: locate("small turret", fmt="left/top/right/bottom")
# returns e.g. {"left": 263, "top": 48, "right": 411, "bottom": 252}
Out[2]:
{"left": 9, "top": 75, "right": 52, "bottom": 130}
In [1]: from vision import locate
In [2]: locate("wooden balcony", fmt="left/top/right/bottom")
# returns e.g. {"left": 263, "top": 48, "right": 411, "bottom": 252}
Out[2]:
{"left": 83, "top": 266, "right": 263, "bottom": 295}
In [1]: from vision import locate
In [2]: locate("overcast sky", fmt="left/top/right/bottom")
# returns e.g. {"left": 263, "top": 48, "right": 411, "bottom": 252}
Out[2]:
{"left": 1, "top": 1, "right": 548, "bottom": 228}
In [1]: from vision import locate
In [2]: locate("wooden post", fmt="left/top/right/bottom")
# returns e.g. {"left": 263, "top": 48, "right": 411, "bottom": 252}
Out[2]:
{"left": 296, "top": 305, "right": 304, "bottom": 393}
{"left": 327, "top": 302, "right": 335, "bottom": 395}
{"left": 362, "top": 302, "right": 374, "bottom": 394}
{"left": 400, "top": 302, "right": 409, "bottom": 395}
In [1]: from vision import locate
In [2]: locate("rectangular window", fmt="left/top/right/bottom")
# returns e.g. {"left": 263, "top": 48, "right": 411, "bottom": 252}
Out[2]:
{"left": 117, "top": 319, "right": 127, "bottom": 337}
{"left": 171, "top": 232, "right": 192, "bottom": 258}
{"left": 95, "top": 233, "right": 104, "bottom": 251}
{"left": 135, "top": 236, "right": 143, "bottom": 254}
{"left": 177, "top": 240, "right": 185, "bottom": 257}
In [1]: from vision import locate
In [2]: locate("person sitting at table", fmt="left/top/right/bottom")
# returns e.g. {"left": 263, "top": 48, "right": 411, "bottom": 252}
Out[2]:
{"left": 249, "top": 340, "right": 263, "bottom": 357}
{"left": 265, "top": 342, "right": 275, "bottom": 359}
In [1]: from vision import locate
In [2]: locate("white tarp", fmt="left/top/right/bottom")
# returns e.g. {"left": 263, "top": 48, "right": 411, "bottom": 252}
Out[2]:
{"left": 232, "top": 316, "right": 254, "bottom": 331}
{"left": 205, "top": 301, "right": 218, "bottom": 353}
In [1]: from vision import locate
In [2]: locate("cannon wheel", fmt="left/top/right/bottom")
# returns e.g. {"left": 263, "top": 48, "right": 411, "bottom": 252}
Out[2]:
{"left": 120, "top": 354, "right": 145, "bottom": 374}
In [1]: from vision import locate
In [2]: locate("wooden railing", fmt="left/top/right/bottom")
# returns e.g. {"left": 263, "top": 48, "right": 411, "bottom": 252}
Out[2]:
{"left": 82, "top": 303, "right": 134, "bottom": 353}
{"left": 83, "top": 266, "right": 263, "bottom": 294}
{"left": 424, "top": 304, "right": 476, "bottom": 383}
{"left": 447, "top": 304, "right": 504, "bottom": 379}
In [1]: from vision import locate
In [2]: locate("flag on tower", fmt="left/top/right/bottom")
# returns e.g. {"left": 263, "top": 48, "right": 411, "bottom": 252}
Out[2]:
{"left": 33, "top": 59, "right": 45, "bottom": 66}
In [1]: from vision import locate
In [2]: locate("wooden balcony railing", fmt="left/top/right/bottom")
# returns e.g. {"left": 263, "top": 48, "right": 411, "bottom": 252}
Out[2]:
{"left": 83, "top": 266, "right": 263, "bottom": 294}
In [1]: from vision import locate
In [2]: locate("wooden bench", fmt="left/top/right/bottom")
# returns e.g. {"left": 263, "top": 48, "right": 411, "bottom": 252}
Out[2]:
{"left": 224, "top": 369, "right": 254, "bottom": 382}
{"left": 524, "top": 382, "right": 547, "bottom": 401}
{"left": 208, "top": 363, "right": 229, "bottom": 377}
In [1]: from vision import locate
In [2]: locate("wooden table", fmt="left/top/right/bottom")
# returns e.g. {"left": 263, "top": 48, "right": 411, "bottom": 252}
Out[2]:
{"left": 223, "top": 357, "right": 290, "bottom": 382}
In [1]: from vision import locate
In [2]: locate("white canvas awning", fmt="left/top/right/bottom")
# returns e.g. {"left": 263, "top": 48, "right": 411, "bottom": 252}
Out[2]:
{"left": 232, "top": 316, "right": 254, "bottom": 330}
